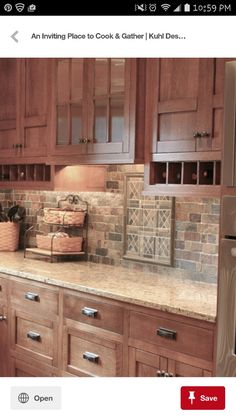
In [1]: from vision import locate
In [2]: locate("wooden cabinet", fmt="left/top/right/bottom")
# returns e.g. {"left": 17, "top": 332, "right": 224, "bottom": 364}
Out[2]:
{"left": 63, "top": 327, "right": 123, "bottom": 377}
{"left": 62, "top": 290, "right": 124, "bottom": 376}
{"left": 0, "top": 272, "right": 215, "bottom": 377}
{"left": 0, "top": 277, "right": 8, "bottom": 376}
{"left": 0, "top": 58, "right": 51, "bottom": 163}
{"left": 129, "top": 348, "right": 212, "bottom": 377}
{"left": 144, "top": 58, "right": 236, "bottom": 196}
{"left": 128, "top": 308, "right": 214, "bottom": 377}
{"left": 0, "top": 59, "right": 18, "bottom": 159}
{"left": 8, "top": 277, "right": 59, "bottom": 376}
{"left": 51, "top": 58, "right": 145, "bottom": 164}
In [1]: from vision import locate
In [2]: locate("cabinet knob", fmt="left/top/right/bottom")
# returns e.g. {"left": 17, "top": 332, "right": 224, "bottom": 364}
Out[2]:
{"left": 156, "top": 369, "right": 174, "bottom": 377}
{"left": 0, "top": 315, "right": 7, "bottom": 321}
{"left": 78, "top": 138, "right": 91, "bottom": 144}
{"left": 200, "top": 131, "right": 210, "bottom": 137}
{"left": 82, "top": 307, "right": 98, "bottom": 318}
{"left": 27, "top": 331, "right": 41, "bottom": 341}
{"left": 193, "top": 131, "right": 201, "bottom": 138}
{"left": 25, "top": 292, "right": 39, "bottom": 302}
{"left": 83, "top": 351, "right": 99, "bottom": 363}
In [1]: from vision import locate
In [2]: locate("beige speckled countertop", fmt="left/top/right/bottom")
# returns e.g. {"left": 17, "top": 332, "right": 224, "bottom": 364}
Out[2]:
{"left": 0, "top": 252, "right": 217, "bottom": 322}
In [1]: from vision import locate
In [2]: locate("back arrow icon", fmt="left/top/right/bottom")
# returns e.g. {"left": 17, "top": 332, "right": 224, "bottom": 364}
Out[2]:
{"left": 11, "top": 31, "right": 19, "bottom": 43}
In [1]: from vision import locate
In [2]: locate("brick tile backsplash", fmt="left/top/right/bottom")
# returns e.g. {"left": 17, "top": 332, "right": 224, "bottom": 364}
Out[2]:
{"left": 0, "top": 164, "right": 220, "bottom": 283}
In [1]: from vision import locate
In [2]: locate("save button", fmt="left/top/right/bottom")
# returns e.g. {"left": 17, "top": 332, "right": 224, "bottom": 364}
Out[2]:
{"left": 181, "top": 386, "right": 225, "bottom": 410}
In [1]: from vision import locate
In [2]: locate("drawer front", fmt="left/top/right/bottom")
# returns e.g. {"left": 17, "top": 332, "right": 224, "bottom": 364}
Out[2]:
{"left": 129, "top": 312, "right": 214, "bottom": 361}
{"left": 65, "top": 329, "right": 122, "bottom": 377}
{"left": 11, "top": 357, "right": 55, "bottom": 377}
{"left": 11, "top": 310, "right": 56, "bottom": 365}
{"left": 0, "top": 277, "right": 7, "bottom": 301}
{"left": 64, "top": 293, "right": 123, "bottom": 334}
{"left": 10, "top": 281, "right": 58, "bottom": 316}
{"left": 17, "top": 318, "right": 53, "bottom": 357}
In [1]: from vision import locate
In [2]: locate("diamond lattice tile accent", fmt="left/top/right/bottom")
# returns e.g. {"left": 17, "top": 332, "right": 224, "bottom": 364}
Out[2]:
{"left": 143, "top": 209, "right": 156, "bottom": 228}
{"left": 127, "top": 234, "right": 139, "bottom": 254}
{"left": 124, "top": 175, "right": 174, "bottom": 266}
{"left": 140, "top": 235, "right": 155, "bottom": 258}
{"left": 157, "top": 209, "right": 171, "bottom": 230}
{"left": 127, "top": 208, "right": 141, "bottom": 226}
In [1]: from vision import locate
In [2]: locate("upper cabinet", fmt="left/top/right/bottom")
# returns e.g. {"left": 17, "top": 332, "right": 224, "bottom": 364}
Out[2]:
{"left": 0, "top": 59, "right": 18, "bottom": 159}
{"left": 51, "top": 58, "right": 145, "bottom": 164}
{"left": 144, "top": 58, "right": 236, "bottom": 196}
{"left": 0, "top": 59, "right": 51, "bottom": 163}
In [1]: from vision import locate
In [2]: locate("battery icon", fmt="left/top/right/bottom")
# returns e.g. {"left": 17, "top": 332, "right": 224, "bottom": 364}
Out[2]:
{"left": 184, "top": 3, "right": 190, "bottom": 12}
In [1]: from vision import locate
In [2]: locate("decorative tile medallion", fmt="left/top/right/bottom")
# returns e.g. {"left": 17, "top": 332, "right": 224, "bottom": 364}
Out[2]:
{"left": 124, "top": 174, "right": 174, "bottom": 266}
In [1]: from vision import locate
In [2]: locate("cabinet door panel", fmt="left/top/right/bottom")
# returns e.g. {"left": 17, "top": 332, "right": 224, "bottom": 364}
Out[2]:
{"left": 148, "top": 58, "right": 215, "bottom": 155}
{"left": 0, "top": 304, "right": 8, "bottom": 376}
{"left": 0, "top": 59, "right": 17, "bottom": 121}
{"left": 0, "top": 59, "right": 17, "bottom": 158}
{"left": 25, "top": 59, "right": 48, "bottom": 117}
{"left": 21, "top": 59, "right": 49, "bottom": 157}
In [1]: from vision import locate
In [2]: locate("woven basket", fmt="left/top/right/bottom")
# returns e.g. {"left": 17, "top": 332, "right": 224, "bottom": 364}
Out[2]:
{"left": 0, "top": 222, "right": 20, "bottom": 251}
{"left": 43, "top": 208, "right": 86, "bottom": 225}
{"left": 36, "top": 235, "right": 83, "bottom": 253}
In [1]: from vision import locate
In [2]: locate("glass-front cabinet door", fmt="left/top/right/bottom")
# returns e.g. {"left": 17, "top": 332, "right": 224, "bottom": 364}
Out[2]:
{"left": 54, "top": 58, "right": 87, "bottom": 156}
{"left": 87, "top": 58, "right": 126, "bottom": 156}
{"left": 53, "top": 58, "right": 144, "bottom": 164}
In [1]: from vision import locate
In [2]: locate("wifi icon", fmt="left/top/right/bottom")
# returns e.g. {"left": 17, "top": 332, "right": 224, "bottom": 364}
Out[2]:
{"left": 161, "top": 3, "right": 171, "bottom": 11}
{"left": 15, "top": 3, "right": 25, "bottom": 12}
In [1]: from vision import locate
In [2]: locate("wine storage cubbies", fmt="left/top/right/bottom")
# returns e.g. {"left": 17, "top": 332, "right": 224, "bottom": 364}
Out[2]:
{"left": 0, "top": 164, "right": 52, "bottom": 188}
{"left": 154, "top": 161, "right": 221, "bottom": 186}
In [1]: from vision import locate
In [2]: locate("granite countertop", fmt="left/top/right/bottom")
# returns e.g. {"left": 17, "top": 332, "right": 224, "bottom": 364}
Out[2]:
{"left": 0, "top": 252, "right": 217, "bottom": 322}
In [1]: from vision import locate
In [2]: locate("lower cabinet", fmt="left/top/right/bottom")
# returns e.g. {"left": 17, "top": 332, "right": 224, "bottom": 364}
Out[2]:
{"left": 0, "top": 273, "right": 215, "bottom": 377}
{"left": 128, "top": 309, "right": 214, "bottom": 377}
{"left": 63, "top": 326, "right": 123, "bottom": 377}
{"left": 10, "top": 309, "right": 58, "bottom": 366}
{"left": 0, "top": 303, "right": 8, "bottom": 377}
{"left": 129, "top": 348, "right": 212, "bottom": 377}
{"left": 10, "top": 357, "right": 56, "bottom": 377}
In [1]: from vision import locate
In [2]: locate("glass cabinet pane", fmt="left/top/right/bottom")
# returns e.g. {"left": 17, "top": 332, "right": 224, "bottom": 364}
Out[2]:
{"left": 71, "top": 59, "right": 84, "bottom": 101}
{"left": 94, "top": 99, "right": 107, "bottom": 143}
{"left": 110, "top": 97, "right": 124, "bottom": 142}
{"left": 71, "top": 104, "right": 83, "bottom": 144}
{"left": 57, "top": 105, "right": 69, "bottom": 145}
{"left": 95, "top": 59, "right": 108, "bottom": 96}
{"left": 111, "top": 59, "right": 125, "bottom": 93}
{"left": 57, "top": 59, "right": 70, "bottom": 104}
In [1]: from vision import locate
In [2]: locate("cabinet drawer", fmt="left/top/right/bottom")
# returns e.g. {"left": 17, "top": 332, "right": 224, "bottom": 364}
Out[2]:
{"left": 11, "top": 357, "right": 55, "bottom": 377}
{"left": 64, "top": 293, "right": 123, "bottom": 334}
{"left": 129, "top": 312, "right": 214, "bottom": 361}
{"left": 64, "top": 329, "right": 122, "bottom": 377}
{"left": 0, "top": 277, "right": 7, "bottom": 301}
{"left": 11, "top": 310, "right": 57, "bottom": 365}
{"left": 10, "top": 280, "right": 58, "bottom": 316}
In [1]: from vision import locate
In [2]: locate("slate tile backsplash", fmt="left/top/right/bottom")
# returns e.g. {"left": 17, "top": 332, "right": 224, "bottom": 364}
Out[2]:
{"left": 0, "top": 164, "right": 220, "bottom": 283}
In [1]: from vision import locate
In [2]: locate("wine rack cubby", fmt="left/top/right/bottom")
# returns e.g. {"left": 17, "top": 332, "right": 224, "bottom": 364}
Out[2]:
{"left": 153, "top": 160, "right": 221, "bottom": 186}
{"left": 0, "top": 164, "right": 51, "bottom": 186}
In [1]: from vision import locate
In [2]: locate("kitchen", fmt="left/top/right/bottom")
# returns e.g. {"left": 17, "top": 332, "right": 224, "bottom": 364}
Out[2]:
{"left": 0, "top": 58, "right": 234, "bottom": 377}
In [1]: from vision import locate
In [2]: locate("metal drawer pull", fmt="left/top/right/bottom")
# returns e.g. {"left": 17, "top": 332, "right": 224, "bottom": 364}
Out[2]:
{"left": 27, "top": 331, "right": 41, "bottom": 341}
{"left": 83, "top": 351, "right": 99, "bottom": 363}
{"left": 82, "top": 307, "right": 98, "bottom": 318}
{"left": 25, "top": 292, "right": 39, "bottom": 302}
{"left": 157, "top": 327, "right": 177, "bottom": 340}
{"left": 0, "top": 315, "right": 7, "bottom": 321}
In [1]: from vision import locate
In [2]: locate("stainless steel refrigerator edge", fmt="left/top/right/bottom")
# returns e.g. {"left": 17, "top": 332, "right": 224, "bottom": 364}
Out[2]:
{"left": 216, "top": 61, "right": 236, "bottom": 376}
